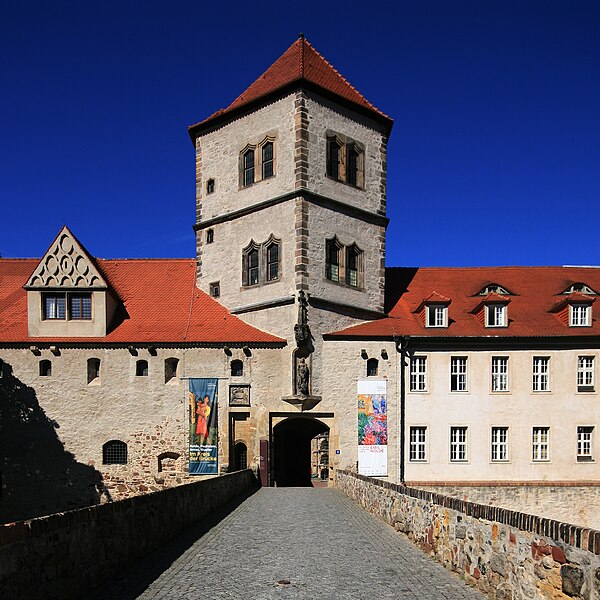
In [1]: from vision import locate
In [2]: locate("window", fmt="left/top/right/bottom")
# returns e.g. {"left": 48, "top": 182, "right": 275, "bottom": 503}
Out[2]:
{"left": 450, "top": 427, "right": 468, "bottom": 462}
{"left": 570, "top": 304, "right": 591, "bottom": 327}
{"left": 43, "top": 292, "right": 92, "bottom": 320}
{"left": 231, "top": 360, "right": 243, "bottom": 377}
{"left": 242, "top": 237, "right": 280, "bottom": 287}
{"left": 210, "top": 282, "right": 220, "bottom": 298}
{"left": 577, "top": 356, "right": 594, "bottom": 391}
{"left": 39, "top": 359, "right": 52, "bottom": 376}
{"left": 43, "top": 294, "right": 65, "bottom": 319}
{"left": 563, "top": 283, "right": 597, "bottom": 295}
{"left": 136, "top": 360, "right": 148, "bottom": 377}
{"left": 491, "top": 427, "right": 509, "bottom": 462}
{"left": 234, "top": 442, "right": 248, "bottom": 470}
{"left": 426, "top": 305, "right": 447, "bottom": 328}
{"left": 366, "top": 358, "right": 378, "bottom": 377}
{"left": 206, "top": 229, "right": 214, "bottom": 244}
{"left": 478, "top": 284, "right": 511, "bottom": 296}
{"left": 409, "top": 427, "right": 427, "bottom": 461}
{"left": 491, "top": 357, "right": 509, "bottom": 392}
{"left": 533, "top": 357, "right": 550, "bottom": 392}
{"left": 486, "top": 304, "right": 507, "bottom": 327}
{"left": 326, "top": 238, "right": 341, "bottom": 282}
{"left": 532, "top": 427, "right": 550, "bottom": 461}
{"left": 165, "top": 358, "right": 178, "bottom": 383}
{"left": 577, "top": 426, "right": 594, "bottom": 461}
{"left": 262, "top": 142, "right": 274, "bottom": 179}
{"left": 410, "top": 356, "right": 427, "bottom": 392}
{"left": 243, "top": 148, "right": 255, "bottom": 186}
{"left": 345, "top": 245, "right": 360, "bottom": 287}
{"left": 327, "top": 137, "right": 341, "bottom": 180}
{"left": 326, "top": 133, "right": 365, "bottom": 188}
{"left": 346, "top": 144, "right": 359, "bottom": 186}
{"left": 266, "top": 241, "right": 279, "bottom": 281}
{"left": 103, "top": 440, "right": 128, "bottom": 465}
{"left": 206, "top": 179, "right": 215, "bottom": 194}
{"left": 87, "top": 358, "right": 100, "bottom": 384}
{"left": 450, "top": 357, "right": 467, "bottom": 392}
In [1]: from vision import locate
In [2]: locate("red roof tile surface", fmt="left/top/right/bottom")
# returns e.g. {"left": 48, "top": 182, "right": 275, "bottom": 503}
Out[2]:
{"left": 189, "top": 36, "right": 392, "bottom": 132}
{"left": 0, "top": 258, "right": 284, "bottom": 345}
{"left": 328, "top": 266, "right": 600, "bottom": 339}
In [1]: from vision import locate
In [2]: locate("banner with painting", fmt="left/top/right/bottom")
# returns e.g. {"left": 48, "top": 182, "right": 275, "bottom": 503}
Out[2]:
{"left": 188, "top": 378, "right": 218, "bottom": 475}
{"left": 357, "top": 379, "right": 387, "bottom": 476}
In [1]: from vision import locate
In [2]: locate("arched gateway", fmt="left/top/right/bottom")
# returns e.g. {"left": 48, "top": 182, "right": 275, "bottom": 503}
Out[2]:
{"left": 273, "top": 417, "right": 329, "bottom": 487}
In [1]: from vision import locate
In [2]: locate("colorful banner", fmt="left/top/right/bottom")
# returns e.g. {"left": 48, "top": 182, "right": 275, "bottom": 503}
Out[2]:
{"left": 189, "top": 378, "right": 218, "bottom": 475}
{"left": 358, "top": 379, "right": 388, "bottom": 476}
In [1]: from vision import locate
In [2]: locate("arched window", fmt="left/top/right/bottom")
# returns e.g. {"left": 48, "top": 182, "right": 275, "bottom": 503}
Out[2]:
{"left": 266, "top": 240, "right": 279, "bottom": 281}
{"left": 165, "top": 357, "right": 179, "bottom": 383}
{"left": 367, "top": 358, "right": 379, "bottom": 377}
{"left": 102, "top": 440, "right": 128, "bottom": 465}
{"left": 346, "top": 244, "right": 362, "bottom": 287}
{"left": 262, "top": 141, "right": 274, "bottom": 179}
{"left": 231, "top": 360, "right": 244, "bottom": 377}
{"left": 242, "top": 241, "right": 260, "bottom": 287}
{"left": 39, "top": 359, "right": 52, "bottom": 376}
{"left": 326, "top": 237, "right": 341, "bottom": 282}
{"left": 234, "top": 442, "right": 248, "bottom": 470}
{"left": 136, "top": 359, "right": 148, "bottom": 377}
{"left": 346, "top": 144, "right": 359, "bottom": 186}
{"left": 87, "top": 358, "right": 100, "bottom": 384}
{"left": 243, "top": 148, "right": 255, "bottom": 186}
{"left": 327, "top": 137, "right": 341, "bottom": 180}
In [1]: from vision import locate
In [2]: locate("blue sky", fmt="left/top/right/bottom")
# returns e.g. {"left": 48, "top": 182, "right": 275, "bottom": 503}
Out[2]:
{"left": 1, "top": 0, "right": 599, "bottom": 266}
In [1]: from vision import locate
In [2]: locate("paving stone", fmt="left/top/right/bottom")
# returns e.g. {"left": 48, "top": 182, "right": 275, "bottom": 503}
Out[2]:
{"left": 93, "top": 488, "right": 485, "bottom": 599}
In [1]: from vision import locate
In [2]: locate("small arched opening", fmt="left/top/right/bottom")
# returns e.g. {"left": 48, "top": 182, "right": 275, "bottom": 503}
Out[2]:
{"left": 234, "top": 442, "right": 248, "bottom": 470}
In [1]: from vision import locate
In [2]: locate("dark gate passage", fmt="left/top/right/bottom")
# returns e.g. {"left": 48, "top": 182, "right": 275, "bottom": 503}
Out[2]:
{"left": 273, "top": 417, "right": 329, "bottom": 486}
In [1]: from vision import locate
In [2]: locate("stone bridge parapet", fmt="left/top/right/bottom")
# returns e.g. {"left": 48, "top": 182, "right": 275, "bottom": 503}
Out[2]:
{"left": 336, "top": 469, "right": 600, "bottom": 599}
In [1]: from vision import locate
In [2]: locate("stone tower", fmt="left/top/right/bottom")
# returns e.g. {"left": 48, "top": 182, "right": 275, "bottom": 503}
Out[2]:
{"left": 188, "top": 36, "right": 392, "bottom": 400}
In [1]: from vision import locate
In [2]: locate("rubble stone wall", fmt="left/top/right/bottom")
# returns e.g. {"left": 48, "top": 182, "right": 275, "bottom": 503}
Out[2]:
{"left": 336, "top": 469, "right": 600, "bottom": 600}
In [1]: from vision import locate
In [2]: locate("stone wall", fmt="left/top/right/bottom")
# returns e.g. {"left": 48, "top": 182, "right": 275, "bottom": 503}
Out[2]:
{"left": 0, "top": 470, "right": 257, "bottom": 600}
{"left": 336, "top": 470, "right": 600, "bottom": 599}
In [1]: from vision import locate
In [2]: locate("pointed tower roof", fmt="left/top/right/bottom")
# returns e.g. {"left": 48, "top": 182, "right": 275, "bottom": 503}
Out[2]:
{"left": 189, "top": 35, "right": 393, "bottom": 137}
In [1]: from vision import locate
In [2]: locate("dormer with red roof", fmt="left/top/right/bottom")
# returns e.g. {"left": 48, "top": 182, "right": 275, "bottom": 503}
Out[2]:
{"left": 552, "top": 283, "right": 597, "bottom": 327}
{"left": 414, "top": 292, "right": 451, "bottom": 328}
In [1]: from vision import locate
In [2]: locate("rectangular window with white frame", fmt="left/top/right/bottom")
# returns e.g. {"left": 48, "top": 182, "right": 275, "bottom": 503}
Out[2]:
{"left": 577, "top": 426, "right": 594, "bottom": 461}
{"left": 577, "top": 356, "right": 595, "bottom": 392}
{"left": 450, "top": 357, "right": 468, "bottom": 392}
{"left": 491, "top": 357, "right": 509, "bottom": 392}
{"left": 532, "top": 427, "right": 550, "bottom": 461}
{"left": 532, "top": 357, "right": 550, "bottom": 392}
{"left": 450, "top": 426, "right": 468, "bottom": 462}
{"left": 491, "top": 427, "right": 509, "bottom": 462}
{"left": 410, "top": 356, "right": 427, "bottom": 392}
{"left": 426, "top": 304, "right": 447, "bottom": 327}
{"left": 486, "top": 303, "right": 507, "bottom": 327}
{"left": 409, "top": 426, "right": 427, "bottom": 462}
{"left": 570, "top": 304, "right": 591, "bottom": 327}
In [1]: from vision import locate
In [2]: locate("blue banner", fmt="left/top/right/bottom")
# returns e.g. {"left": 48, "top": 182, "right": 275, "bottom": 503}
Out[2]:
{"left": 188, "top": 378, "right": 218, "bottom": 475}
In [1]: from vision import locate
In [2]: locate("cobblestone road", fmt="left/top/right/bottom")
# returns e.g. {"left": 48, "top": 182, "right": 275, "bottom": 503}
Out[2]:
{"left": 95, "top": 488, "right": 485, "bottom": 599}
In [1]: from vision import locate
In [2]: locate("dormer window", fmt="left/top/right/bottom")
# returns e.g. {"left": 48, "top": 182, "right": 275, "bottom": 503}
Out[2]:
{"left": 426, "top": 304, "right": 448, "bottom": 328}
{"left": 42, "top": 292, "right": 92, "bottom": 320}
{"left": 563, "top": 283, "right": 597, "bottom": 295}
{"left": 43, "top": 294, "right": 65, "bottom": 320}
{"left": 486, "top": 304, "right": 507, "bottom": 327}
{"left": 570, "top": 304, "right": 591, "bottom": 327}
{"left": 478, "top": 284, "right": 511, "bottom": 296}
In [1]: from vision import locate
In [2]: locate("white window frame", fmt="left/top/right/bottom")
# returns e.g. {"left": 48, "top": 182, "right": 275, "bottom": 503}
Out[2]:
{"left": 450, "top": 357, "right": 468, "bottom": 392}
{"left": 409, "top": 426, "right": 427, "bottom": 462}
{"left": 491, "top": 427, "right": 509, "bottom": 462}
{"left": 450, "top": 426, "right": 468, "bottom": 462}
{"left": 570, "top": 304, "right": 591, "bottom": 327}
{"left": 491, "top": 356, "right": 509, "bottom": 392}
{"left": 532, "top": 356, "right": 550, "bottom": 392}
{"left": 577, "top": 356, "right": 595, "bottom": 391}
{"left": 409, "top": 356, "right": 428, "bottom": 392}
{"left": 577, "top": 426, "right": 594, "bottom": 461}
{"left": 485, "top": 303, "right": 507, "bottom": 327}
{"left": 426, "top": 304, "right": 448, "bottom": 328}
{"left": 532, "top": 427, "right": 550, "bottom": 462}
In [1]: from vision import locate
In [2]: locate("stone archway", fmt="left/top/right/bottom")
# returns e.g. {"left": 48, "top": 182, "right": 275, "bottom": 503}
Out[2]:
{"left": 272, "top": 417, "right": 329, "bottom": 487}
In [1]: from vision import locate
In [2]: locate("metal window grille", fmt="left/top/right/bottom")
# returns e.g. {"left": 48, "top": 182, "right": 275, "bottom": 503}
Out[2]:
{"left": 410, "top": 427, "right": 427, "bottom": 461}
{"left": 577, "top": 356, "right": 594, "bottom": 388}
{"left": 533, "top": 357, "right": 549, "bottom": 391}
{"left": 103, "top": 440, "right": 128, "bottom": 465}
{"left": 450, "top": 427, "right": 467, "bottom": 461}
{"left": 69, "top": 294, "right": 92, "bottom": 319}
{"left": 491, "top": 427, "right": 508, "bottom": 461}
{"left": 492, "top": 357, "right": 508, "bottom": 392}
{"left": 450, "top": 357, "right": 467, "bottom": 392}
{"left": 410, "top": 356, "right": 427, "bottom": 392}
{"left": 44, "top": 294, "right": 66, "bottom": 320}
{"left": 532, "top": 427, "right": 549, "bottom": 461}
{"left": 577, "top": 426, "right": 593, "bottom": 459}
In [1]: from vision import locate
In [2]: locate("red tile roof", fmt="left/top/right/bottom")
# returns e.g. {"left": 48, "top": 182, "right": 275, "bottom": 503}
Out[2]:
{"left": 0, "top": 258, "right": 284, "bottom": 345}
{"left": 327, "top": 266, "right": 600, "bottom": 339}
{"left": 189, "top": 36, "right": 393, "bottom": 135}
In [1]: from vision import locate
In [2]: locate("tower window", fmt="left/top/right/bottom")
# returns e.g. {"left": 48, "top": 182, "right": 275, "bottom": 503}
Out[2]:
{"left": 87, "top": 358, "right": 100, "bottom": 384}
{"left": 206, "top": 229, "right": 214, "bottom": 244}
{"left": 39, "top": 359, "right": 52, "bottom": 376}
{"left": 243, "top": 149, "right": 255, "bottom": 187}
{"left": 231, "top": 360, "right": 244, "bottom": 377}
{"left": 206, "top": 178, "right": 215, "bottom": 194}
{"left": 326, "top": 132, "right": 364, "bottom": 188}
{"left": 246, "top": 248, "right": 259, "bottom": 286}
{"left": 210, "top": 281, "right": 220, "bottom": 298}
{"left": 346, "top": 144, "right": 359, "bottom": 186}
{"left": 366, "top": 358, "right": 379, "bottom": 377}
{"left": 136, "top": 360, "right": 148, "bottom": 377}
{"left": 262, "top": 142, "right": 274, "bottom": 179}
{"left": 345, "top": 245, "right": 361, "bottom": 287}
{"left": 103, "top": 440, "right": 128, "bottom": 465}
{"left": 240, "top": 136, "right": 276, "bottom": 188}
{"left": 266, "top": 241, "right": 279, "bottom": 281}
{"left": 242, "top": 236, "right": 281, "bottom": 287}
{"left": 325, "top": 238, "right": 341, "bottom": 282}
{"left": 327, "top": 137, "right": 341, "bottom": 180}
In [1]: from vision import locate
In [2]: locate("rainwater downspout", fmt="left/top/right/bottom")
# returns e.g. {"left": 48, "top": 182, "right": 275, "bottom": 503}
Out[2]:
{"left": 395, "top": 335, "right": 410, "bottom": 484}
